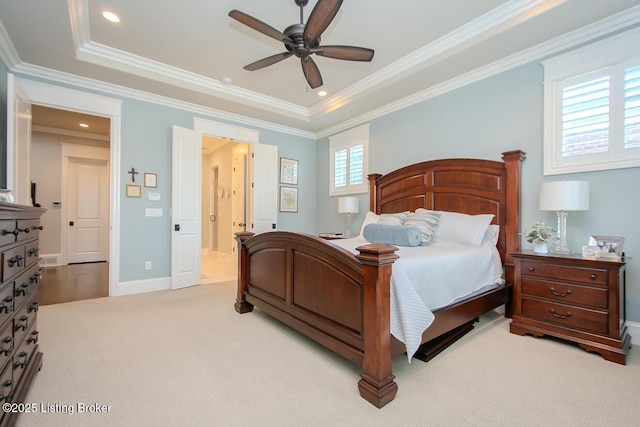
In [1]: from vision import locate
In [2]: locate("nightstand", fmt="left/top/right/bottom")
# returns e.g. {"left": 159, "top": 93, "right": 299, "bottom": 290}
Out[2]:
{"left": 510, "top": 251, "right": 631, "bottom": 364}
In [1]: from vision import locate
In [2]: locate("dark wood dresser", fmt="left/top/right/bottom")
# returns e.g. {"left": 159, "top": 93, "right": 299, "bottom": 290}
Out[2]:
{"left": 510, "top": 251, "right": 630, "bottom": 364}
{"left": 0, "top": 202, "right": 45, "bottom": 426}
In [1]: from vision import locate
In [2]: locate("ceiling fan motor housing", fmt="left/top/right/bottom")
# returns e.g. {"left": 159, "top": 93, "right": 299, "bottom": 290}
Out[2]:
{"left": 285, "top": 24, "right": 320, "bottom": 58}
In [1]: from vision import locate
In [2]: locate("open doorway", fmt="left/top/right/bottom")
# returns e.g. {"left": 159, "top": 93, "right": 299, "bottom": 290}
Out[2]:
{"left": 30, "top": 105, "right": 111, "bottom": 304}
{"left": 200, "top": 136, "right": 247, "bottom": 284}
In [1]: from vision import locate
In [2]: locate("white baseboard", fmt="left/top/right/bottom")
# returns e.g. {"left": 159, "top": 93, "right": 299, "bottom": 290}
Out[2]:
{"left": 115, "top": 276, "right": 170, "bottom": 296}
{"left": 627, "top": 320, "right": 640, "bottom": 346}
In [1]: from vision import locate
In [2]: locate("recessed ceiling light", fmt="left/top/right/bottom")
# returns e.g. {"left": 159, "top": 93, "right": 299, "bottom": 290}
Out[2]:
{"left": 79, "top": 123, "right": 89, "bottom": 128}
{"left": 102, "top": 11, "right": 120, "bottom": 23}
{"left": 318, "top": 90, "right": 327, "bottom": 97}
{"left": 222, "top": 77, "right": 233, "bottom": 86}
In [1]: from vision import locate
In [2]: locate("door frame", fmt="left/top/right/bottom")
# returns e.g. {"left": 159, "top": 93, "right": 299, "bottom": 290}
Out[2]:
{"left": 10, "top": 76, "right": 122, "bottom": 296}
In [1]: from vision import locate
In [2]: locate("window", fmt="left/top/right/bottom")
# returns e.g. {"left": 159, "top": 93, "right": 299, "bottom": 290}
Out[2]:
{"left": 543, "top": 27, "right": 640, "bottom": 175}
{"left": 329, "top": 124, "right": 369, "bottom": 196}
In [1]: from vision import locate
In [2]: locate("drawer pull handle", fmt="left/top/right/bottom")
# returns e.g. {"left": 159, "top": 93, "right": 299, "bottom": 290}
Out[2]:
{"left": 0, "top": 296, "right": 13, "bottom": 314}
{"left": 549, "top": 287, "right": 572, "bottom": 297}
{"left": 550, "top": 308, "right": 572, "bottom": 319}
{"left": 32, "top": 225, "right": 44, "bottom": 231}
{"left": 28, "top": 247, "right": 40, "bottom": 257}
{"left": 15, "top": 315, "right": 29, "bottom": 331}
{"left": 8, "top": 255, "right": 23, "bottom": 267}
{"left": 590, "top": 274, "right": 597, "bottom": 280}
{"left": 19, "top": 226, "right": 30, "bottom": 234}
{"left": 0, "top": 336, "right": 13, "bottom": 356}
{"left": 529, "top": 267, "right": 535, "bottom": 272}
{"left": 0, "top": 379, "right": 14, "bottom": 402}
{"left": 27, "top": 330, "right": 39, "bottom": 345}
{"left": 13, "top": 351, "right": 28, "bottom": 369}
{"left": 1, "top": 229, "right": 19, "bottom": 237}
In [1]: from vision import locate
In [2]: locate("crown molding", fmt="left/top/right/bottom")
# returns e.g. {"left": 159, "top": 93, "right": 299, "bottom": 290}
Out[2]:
{"left": 11, "top": 62, "right": 316, "bottom": 140}
{"left": 316, "top": 4, "right": 640, "bottom": 139}
{"left": 32, "top": 125, "right": 110, "bottom": 141}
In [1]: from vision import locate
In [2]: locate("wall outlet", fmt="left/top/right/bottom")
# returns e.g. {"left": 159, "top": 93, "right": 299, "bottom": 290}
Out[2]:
{"left": 145, "top": 261, "right": 152, "bottom": 270}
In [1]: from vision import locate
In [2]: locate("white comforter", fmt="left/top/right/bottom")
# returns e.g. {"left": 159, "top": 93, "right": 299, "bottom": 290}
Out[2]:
{"left": 331, "top": 236, "right": 503, "bottom": 360}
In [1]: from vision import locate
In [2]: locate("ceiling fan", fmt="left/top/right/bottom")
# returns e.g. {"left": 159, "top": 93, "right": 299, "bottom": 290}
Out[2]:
{"left": 229, "top": 0, "right": 374, "bottom": 89}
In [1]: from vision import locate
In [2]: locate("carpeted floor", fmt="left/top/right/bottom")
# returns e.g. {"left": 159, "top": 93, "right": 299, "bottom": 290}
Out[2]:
{"left": 15, "top": 281, "right": 640, "bottom": 426}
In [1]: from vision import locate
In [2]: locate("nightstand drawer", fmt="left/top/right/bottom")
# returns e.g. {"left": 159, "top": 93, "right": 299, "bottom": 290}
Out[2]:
{"left": 522, "top": 278, "right": 608, "bottom": 309}
{"left": 522, "top": 298, "right": 608, "bottom": 334}
{"left": 521, "top": 261, "right": 608, "bottom": 285}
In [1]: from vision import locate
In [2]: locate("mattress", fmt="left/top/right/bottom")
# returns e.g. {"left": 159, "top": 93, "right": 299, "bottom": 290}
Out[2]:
{"left": 332, "top": 236, "right": 503, "bottom": 360}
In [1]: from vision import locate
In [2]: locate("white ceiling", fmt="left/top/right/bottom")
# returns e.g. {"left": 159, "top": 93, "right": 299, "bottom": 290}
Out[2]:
{"left": 2, "top": 0, "right": 640, "bottom": 137}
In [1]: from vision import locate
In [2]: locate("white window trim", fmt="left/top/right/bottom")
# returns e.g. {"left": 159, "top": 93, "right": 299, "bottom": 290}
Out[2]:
{"left": 329, "top": 123, "right": 369, "bottom": 196}
{"left": 543, "top": 27, "right": 640, "bottom": 176}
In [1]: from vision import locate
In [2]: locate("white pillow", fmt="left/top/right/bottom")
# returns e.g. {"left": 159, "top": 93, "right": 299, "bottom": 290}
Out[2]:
{"left": 482, "top": 224, "right": 500, "bottom": 246}
{"left": 417, "top": 209, "right": 494, "bottom": 246}
{"left": 358, "top": 211, "right": 380, "bottom": 237}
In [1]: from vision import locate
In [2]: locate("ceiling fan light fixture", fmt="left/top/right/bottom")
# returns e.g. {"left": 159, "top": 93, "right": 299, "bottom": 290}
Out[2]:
{"left": 318, "top": 90, "right": 327, "bottom": 97}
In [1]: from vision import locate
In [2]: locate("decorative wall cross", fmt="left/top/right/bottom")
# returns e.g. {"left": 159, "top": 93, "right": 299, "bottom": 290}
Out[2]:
{"left": 128, "top": 167, "right": 139, "bottom": 182}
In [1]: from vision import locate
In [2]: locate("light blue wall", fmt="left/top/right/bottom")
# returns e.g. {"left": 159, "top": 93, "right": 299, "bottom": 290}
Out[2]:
{"left": 316, "top": 62, "right": 640, "bottom": 323}
{"left": 0, "top": 61, "right": 317, "bottom": 283}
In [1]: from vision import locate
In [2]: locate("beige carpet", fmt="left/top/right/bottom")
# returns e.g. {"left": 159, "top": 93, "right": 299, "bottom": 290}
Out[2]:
{"left": 16, "top": 281, "right": 640, "bottom": 426}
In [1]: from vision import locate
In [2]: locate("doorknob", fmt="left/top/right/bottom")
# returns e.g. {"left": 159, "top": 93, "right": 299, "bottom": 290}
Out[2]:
{"left": 174, "top": 224, "right": 180, "bottom": 231}
{"left": 210, "top": 214, "right": 216, "bottom": 222}
{"left": 69, "top": 221, "right": 74, "bottom": 226}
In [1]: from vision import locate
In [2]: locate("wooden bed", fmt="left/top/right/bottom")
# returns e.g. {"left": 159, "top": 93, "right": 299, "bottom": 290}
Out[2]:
{"left": 234, "top": 150, "right": 525, "bottom": 408}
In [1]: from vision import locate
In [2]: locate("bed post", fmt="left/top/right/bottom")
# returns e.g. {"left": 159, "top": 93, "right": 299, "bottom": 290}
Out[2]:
{"left": 501, "top": 150, "right": 526, "bottom": 317}
{"left": 234, "top": 231, "right": 255, "bottom": 314}
{"left": 355, "top": 243, "right": 399, "bottom": 408}
{"left": 368, "top": 174, "right": 382, "bottom": 213}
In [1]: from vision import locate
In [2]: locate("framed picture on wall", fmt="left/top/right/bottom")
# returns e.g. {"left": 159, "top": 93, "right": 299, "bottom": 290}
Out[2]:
{"left": 280, "top": 157, "right": 298, "bottom": 185}
{"left": 280, "top": 186, "right": 298, "bottom": 212}
{"left": 126, "top": 184, "right": 141, "bottom": 198}
{"left": 144, "top": 173, "right": 157, "bottom": 188}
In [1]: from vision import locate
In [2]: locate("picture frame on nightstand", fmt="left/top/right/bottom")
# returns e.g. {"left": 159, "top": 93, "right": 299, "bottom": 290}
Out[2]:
{"left": 588, "top": 235, "right": 624, "bottom": 259}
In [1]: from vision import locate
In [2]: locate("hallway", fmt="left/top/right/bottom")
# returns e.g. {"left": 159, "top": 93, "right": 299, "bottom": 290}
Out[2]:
{"left": 38, "top": 254, "right": 237, "bottom": 306}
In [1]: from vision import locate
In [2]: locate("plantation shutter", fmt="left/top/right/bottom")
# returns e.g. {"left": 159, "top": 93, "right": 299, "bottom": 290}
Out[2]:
{"left": 625, "top": 64, "right": 640, "bottom": 149}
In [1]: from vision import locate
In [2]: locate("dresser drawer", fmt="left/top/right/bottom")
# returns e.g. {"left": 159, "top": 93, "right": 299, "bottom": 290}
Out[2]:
{"left": 13, "top": 264, "right": 40, "bottom": 312}
{"left": 522, "top": 297, "right": 608, "bottom": 334}
{"left": 0, "top": 361, "right": 13, "bottom": 404}
{"left": 13, "top": 296, "right": 37, "bottom": 349}
{"left": 24, "top": 241, "right": 40, "bottom": 269}
{"left": 0, "top": 321, "right": 13, "bottom": 373}
{"left": 522, "top": 278, "right": 608, "bottom": 309}
{"left": 521, "top": 261, "right": 608, "bottom": 286}
{"left": 0, "top": 284, "right": 14, "bottom": 329}
{"left": 0, "top": 220, "right": 16, "bottom": 247}
{"left": 16, "top": 219, "right": 41, "bottom": 242}
{"left": 2, "top": 246, "right": 26, "bottom": 283}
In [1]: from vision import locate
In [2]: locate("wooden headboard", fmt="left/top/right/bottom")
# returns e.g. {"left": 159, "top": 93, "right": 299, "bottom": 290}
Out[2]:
{"left": 367, "top": 150, "right": 526, "bottom": 284}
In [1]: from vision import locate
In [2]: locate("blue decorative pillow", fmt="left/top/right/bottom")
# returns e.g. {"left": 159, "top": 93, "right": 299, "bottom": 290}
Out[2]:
{"left": 363, "top": 223, "right": 421, "bottom": 247}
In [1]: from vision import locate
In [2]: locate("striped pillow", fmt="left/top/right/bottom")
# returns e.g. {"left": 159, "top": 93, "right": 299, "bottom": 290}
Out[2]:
{"left": 377, "top": 212, "right": 408, "bottom": 226}
{"left": 403, "top": 211, "right": 441, "bottom": 245}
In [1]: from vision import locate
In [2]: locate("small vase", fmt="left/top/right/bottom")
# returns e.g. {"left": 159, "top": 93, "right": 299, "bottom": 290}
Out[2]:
{"left": 533, "top": 241, "right": 549, "bottom": 254}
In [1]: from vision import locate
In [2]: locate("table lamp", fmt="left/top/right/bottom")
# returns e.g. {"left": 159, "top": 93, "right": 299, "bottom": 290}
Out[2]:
{"left": 338, "top": 197, "right": 359, "bottom": 237}
{"left": 539, "top": 180, "right": 590, "bottom": 254}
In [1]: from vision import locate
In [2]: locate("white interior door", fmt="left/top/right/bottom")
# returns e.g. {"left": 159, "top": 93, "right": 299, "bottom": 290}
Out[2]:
{"left": 249, "top": 144, "right": 278, "bottom": 234}
{"left": 171, "top": 125, "right": 202, "bottom": 290}
{"left": 66, "top": 157, "right": 109, "bottom": 263}
{"left": 6, "top": 73, "right": 32, "bottom": 205}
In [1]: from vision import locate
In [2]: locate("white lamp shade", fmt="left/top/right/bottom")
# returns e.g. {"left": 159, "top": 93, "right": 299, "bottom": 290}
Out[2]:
{"left": 338, "top": 196, "right": 359, "bottom": 214}
{"left": 539, "top": 181, "right": 590, "bottom": 211}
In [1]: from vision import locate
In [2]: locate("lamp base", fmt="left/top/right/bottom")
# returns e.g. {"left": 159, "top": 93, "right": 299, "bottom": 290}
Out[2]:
{"left": 554, "top": 210, "right": 571, "bottom": 254}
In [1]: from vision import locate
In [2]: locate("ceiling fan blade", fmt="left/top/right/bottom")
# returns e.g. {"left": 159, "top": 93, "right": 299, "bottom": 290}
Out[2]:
{"left": 315, "top": 46, "right": 374, "bottom": 62}
{"left": 244, "top": 52, "right": 294, "bottom": 71}
{"left": 303, "top": 0, "right": 343, "bottom": 43}
{"left": 301, "top": 57, "right": 323, "bottom": 89}
{"left": 229, "top": 10, "right": 290, "bottom": 43}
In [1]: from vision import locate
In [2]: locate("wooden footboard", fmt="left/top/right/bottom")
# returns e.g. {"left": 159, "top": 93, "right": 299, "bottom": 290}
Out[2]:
{"left": 235, "top": 231, "right": 400, "bottom": 407}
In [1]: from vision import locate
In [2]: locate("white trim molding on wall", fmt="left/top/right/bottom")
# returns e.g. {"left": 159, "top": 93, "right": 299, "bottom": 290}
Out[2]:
{"left": 628, "top": 321, "right": 640, "bottom": 346}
